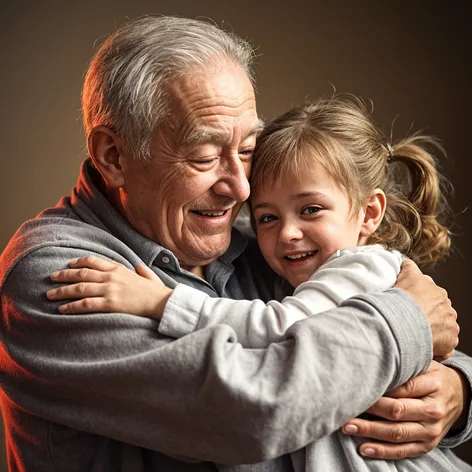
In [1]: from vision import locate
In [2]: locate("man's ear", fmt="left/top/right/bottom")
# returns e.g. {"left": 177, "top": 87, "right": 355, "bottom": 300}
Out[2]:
{"left": 358, "top": 189, "right": 386, "bottom": 243}
{"left": 87, "top": 126, "right": 128, "bottom": 188}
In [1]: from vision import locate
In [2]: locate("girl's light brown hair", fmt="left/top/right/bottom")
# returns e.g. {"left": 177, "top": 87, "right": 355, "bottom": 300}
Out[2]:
{"left": 251, "top": 96, "right": 453, "bottom": 267}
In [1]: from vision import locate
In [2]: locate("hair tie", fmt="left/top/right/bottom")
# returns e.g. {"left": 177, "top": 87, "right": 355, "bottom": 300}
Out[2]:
{"left": 384, "top": 143, "right": 393, "bottom": 162}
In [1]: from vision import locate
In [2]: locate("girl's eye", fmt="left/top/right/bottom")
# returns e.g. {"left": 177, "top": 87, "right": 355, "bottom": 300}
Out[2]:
{"left": 259, "top": 214, "right": 278, "bottom": 224}
{"left": 301, "top": 206, "right": 322, "bottom": 215}
{"left": 239, "top": 149, "right": 255, "bottom": 161}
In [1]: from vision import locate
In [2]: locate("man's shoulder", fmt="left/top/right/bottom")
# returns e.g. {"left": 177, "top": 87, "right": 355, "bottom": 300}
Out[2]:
{"left": 0, "top": 206, "right": 123, "bottom": 286}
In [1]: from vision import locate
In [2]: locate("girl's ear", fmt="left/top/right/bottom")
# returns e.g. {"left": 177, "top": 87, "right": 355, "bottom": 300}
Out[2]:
{"left": 87, "top": 126, "right": 129, "bottom": 188}
{"left": 358, "top": 189, "right": 386, "bottom": 244}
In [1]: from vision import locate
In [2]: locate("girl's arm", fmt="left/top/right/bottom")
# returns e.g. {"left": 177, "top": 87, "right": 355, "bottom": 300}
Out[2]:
{"left": 47, "top": 245, "right": 402, "bottom": 348}
{"left": 48, "top": 256, "right": 173, "bottom": 318}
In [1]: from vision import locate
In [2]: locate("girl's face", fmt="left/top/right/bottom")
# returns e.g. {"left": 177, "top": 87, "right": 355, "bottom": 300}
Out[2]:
{"left": 251, "top": 161, "right": 365, "bottom": 287}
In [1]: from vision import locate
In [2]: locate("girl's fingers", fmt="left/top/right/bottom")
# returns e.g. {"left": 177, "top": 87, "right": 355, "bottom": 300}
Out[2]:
{"left": 47, "top": 282, "right": 105, "bottom": 300}
{"left": 50, "top": 268, "right": 111, "bottom": 283}
{"left": 68, "top": 256, "right": 120, "bottom": 271}
{"left": 57, "top": 297, "right": 110, "bottom": 314}
{"left": 135, "top": 264, "right": 159, "bottom": 281}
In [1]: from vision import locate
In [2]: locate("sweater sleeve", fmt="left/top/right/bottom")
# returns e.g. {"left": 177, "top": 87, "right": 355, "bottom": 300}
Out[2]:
{"left": 159, "top": 246, "right": 402, "bottom": 348}
{"left": 0, "top": 245, "right": 430, "bottom": 464}
{"left": 439, "top": 350, "right": 472, "bottom": 447}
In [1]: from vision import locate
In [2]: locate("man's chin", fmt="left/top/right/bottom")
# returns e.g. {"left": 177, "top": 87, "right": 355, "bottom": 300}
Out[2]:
{"left": 180, "top": 237, "right": 231, "bottom": 268}
{"left": 197, "top": 243, "right": 230, "bottom": 263}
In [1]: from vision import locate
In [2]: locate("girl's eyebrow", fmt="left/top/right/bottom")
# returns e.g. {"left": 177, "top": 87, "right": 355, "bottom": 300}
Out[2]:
{"left": 252, "top": 202, "right": 272, "bottom": 212}
{"left": 252, "top": 191, "right": 328, "bottom": 212}
{"left": 292, "top": 191, "right": 328, "bottom": 200}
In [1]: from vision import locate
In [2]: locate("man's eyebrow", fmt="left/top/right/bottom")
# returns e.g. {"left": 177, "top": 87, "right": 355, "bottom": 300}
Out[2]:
{"left": 251, "top": 118, "right": 266, "bottom": 136}
{"left": 181, "top": 128, "right": 226, "bottom": 144}
{"left": 182, "top": 118, "right": 265, "bottom": 145}
{"left": 252, "top": 191, "right": 328, "bottom": 212}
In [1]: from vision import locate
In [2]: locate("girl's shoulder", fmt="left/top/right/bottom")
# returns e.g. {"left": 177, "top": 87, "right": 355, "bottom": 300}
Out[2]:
{"left": 325, "top": 244, "right": 403, "bottom": 272}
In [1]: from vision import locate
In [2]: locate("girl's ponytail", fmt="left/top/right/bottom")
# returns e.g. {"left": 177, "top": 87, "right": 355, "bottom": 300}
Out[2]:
{"left": 371, "top": 134, "right": 452, "bottom": 266}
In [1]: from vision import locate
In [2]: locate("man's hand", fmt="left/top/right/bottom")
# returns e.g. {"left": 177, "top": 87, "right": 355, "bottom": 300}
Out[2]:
{"left": 342, "top": 361, "right": 469, "bottom": 459}
{"left": 394, "top": 259, "right": 459, "bottom": 359}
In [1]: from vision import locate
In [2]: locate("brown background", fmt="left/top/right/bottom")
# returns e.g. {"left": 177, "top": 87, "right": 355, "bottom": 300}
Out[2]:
{"left": 0, "top": 0, "right": 470, "bottom": 469}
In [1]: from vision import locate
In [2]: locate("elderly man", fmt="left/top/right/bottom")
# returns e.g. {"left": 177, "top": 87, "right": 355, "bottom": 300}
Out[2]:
{"left": 0, "top": 15, "right": 470, "bottom": 472}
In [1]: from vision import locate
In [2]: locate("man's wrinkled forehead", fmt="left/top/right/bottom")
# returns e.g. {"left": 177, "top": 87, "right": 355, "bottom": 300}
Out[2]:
{"left": 163, "top": 62, "right": 261, "bottom": 143}
{"left": 180, "top": 117, "right": 265, "bottom": 146}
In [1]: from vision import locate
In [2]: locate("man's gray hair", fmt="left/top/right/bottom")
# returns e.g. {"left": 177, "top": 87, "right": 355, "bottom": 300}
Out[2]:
{"left": 82, "top": 16, "right": 256, "bottom": 161}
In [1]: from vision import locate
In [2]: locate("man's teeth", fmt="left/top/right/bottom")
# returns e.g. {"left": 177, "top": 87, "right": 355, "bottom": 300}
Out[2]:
{"left": 286, "top": 251, "right": 315, "bottom": 260}
{"left": 196, "top": 210, "right": 226, "bottom": 217}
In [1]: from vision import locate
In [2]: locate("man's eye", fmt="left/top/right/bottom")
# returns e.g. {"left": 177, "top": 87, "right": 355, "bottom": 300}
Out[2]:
{"left": 190, "top": 158, "right": 219, "bottom": 167}
{"left": 301, "top": 206, "right": 322, "bottom": 215}
{"left": 259, "top": 214, "right": 278, "bottom": 224}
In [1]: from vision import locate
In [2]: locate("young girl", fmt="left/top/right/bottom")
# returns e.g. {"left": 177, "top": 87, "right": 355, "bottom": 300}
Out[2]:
{"left": 48, "top": 96, "right": 470, "bottom": 471}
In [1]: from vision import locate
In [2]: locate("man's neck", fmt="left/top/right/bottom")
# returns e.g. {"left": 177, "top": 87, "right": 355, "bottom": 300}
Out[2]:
{"left": 183, "top": 265, "right": 206, "bottom": 280}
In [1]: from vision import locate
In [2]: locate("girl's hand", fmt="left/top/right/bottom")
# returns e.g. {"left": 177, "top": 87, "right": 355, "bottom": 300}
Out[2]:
{"left": 47, "top": 256, "right": 172, "bottom": 320}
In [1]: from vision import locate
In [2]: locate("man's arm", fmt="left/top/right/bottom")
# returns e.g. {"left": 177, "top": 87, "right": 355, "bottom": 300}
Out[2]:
{"left": 0, "top": 245, "right": 432, "bottom": 464}
{"left": 342, "top": 355, "right": 472, "bottom": 458}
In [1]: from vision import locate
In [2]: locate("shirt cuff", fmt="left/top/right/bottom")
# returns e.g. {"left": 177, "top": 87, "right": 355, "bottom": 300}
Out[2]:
{"left": 158, "top": 284, "right": 208, "bottom": 338}
{"left": 440, "top": 353, "right": 472, "bottom": 447}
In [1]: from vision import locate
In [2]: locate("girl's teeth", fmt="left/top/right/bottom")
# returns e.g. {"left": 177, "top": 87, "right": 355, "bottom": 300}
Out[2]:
{"left": 286, "top": 251, "right": 314, "bottom": 260}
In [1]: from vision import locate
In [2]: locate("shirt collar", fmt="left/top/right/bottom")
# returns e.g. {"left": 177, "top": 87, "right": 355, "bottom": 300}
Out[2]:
{"left": 71, "top": 158, "right": 248, "bottom": 270}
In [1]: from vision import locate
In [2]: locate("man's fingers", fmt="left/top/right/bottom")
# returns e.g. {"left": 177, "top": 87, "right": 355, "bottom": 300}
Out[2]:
{"left": 385, "top": 363, "right": 439, "bottom": 399}
{"left": 394, "top": 259, "right": 459, "bottom": 358}
{"left": 358, "top": 441, "right": 434, "bottom": 460}
{"left": 365, "top": 397, "right": 427, "bottom": 421}
{"left": 386, "top": 379, "right": 432, "bottom": 400}
{"left": 342, "top": 418, "right": 440, "bottom": 444}
{"left": 434, "top": 351, "right": 454, "bottom": 362}
{"left": 395, "top": 259, "right": 423, "bottom": 285}
{"left": 400, "top": 258, "right": 420, "bottom": 272}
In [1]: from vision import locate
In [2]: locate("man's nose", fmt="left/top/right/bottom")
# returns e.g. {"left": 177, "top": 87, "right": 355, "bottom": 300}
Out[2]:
{"left": 212, "top": 155, "right": 251, "bottom": 202}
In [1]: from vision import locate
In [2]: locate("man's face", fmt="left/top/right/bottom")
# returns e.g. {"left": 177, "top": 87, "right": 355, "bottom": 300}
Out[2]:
{"left": 118, "top": 63, "right": 260, "bottom": 270}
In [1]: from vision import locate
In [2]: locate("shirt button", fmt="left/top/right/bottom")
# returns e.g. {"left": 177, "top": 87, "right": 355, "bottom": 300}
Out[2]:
{"left": 162, "top": 256, "right": 170, "bottom": 264}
